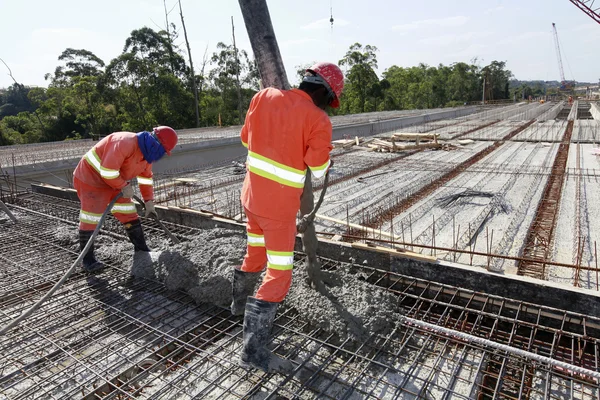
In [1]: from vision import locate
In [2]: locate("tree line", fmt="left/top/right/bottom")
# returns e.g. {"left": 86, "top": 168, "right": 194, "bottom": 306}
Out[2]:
{"left": 0, "top": 29, "right": 514, "bottom": 146}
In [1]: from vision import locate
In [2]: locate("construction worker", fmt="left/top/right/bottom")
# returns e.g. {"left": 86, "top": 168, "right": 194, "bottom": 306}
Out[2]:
{"left": 231, "top": 62, "right": 343, "bottom": 373}
{"left": 73, "top": 126, "right": 178, "bottom": 272}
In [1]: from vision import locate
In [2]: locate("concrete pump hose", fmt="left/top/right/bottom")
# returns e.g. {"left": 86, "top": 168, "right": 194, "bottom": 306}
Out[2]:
{"left": 297, "top": 169, "right": 331, "bottom": 234}
{"left": 132, "top": 195, "right": 180, "bottom": 244}
{"left": 402, "top": 316, "right": 600, "bottom": 380}
{"left": 0, "top": 193, "right": 123, "bottom": 336}
{"left": 0, "top": 200, "right": 17, "bottom": 223}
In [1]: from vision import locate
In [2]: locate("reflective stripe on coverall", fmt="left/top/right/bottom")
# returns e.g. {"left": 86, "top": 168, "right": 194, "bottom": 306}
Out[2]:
{"left": 73, "top": 132, "right": 154, "bottom": 229}
{"left": 74, "top": 177, "right": 139, "bottom": 230}
{"left": 240, "top": 208, "right": 296, "bottom": 303}
{"left": 239, "top": 87, "right": 333, "bottom": 303}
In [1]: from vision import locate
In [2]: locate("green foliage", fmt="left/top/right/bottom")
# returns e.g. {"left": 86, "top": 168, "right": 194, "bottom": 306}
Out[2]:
{"left": 0, "top": 36, "right": 515, "bottom": 146}
{"left": 338, "top": 46, "right": 512, "bottom": 113}
{"left": 0, "top": 84, "right": 36, "bottom": 118}
{"left": 509, "top": 80, "right": 551, "bottom": 100}
{"left": 208, "top": 42, "right": 259, "bottom": 125}
{"left": 338, "top": 43, "right": 380, "bottom": 113}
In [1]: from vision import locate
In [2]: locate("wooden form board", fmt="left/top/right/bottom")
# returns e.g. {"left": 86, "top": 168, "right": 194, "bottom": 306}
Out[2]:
{"left": 367, "top": 141, "right": 441, "bottom": 152}
{"left": 392, "top": 133, "right": 439, "bottom": 144}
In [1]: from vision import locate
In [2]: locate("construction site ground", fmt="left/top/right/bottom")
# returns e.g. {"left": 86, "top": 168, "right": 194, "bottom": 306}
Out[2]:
{"left": 2, "top": 101, "right": 600, "bottom": 399}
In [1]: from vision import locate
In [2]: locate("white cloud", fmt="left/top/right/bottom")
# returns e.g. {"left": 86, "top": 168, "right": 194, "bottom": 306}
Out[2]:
{"left": 484, "top": 6, "right": 504, "bottom": 15}
{"left": 302, "top": 17, "right": 350, "bottom": 30}
{"left": 418, "top": 32, "right": 493, "bottom": 46}
{"left": 392, "top": 16, "right": 469, "bottom": 33}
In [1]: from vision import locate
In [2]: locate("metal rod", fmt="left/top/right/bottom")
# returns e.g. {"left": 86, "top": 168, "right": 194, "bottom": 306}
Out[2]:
{"left": 315, "top": 231, "right": 600, "bottom": 272}
{"left": 0, "top": 200, "right": 17, "bottom": 223}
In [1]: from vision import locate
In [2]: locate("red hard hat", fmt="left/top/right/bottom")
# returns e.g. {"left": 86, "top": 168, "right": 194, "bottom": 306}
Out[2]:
{"left": 153, "top": 126, "right": 178, "bottom": 155}
{"left": 306, "top": 62, "right": 344, "bottom": 108}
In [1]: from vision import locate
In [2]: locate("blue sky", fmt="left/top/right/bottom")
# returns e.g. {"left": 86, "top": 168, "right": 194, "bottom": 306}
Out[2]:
{"left": 1, "top": 0, "right": 599, "bottom": 89}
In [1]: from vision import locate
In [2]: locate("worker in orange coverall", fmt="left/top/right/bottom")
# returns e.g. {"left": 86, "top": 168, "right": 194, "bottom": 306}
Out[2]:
{"left": 231, "top": 62, "right": 344, "bottom": 374}
{"left": 73, "top": 126, "right": 178, "bottom": 273}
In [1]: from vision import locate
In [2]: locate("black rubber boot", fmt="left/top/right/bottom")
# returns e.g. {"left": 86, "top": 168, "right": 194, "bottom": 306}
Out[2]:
{"left": 79, "top": 230, "right": 105, "bottom": 273}
{"left": 239, "top": 297, "right": 294, "bottom": 374}
{"left": 124, "top": 219, "right": 150, "bottom": 252}
{"left": 230, "top": 268, "right": 261, "bottom": 316}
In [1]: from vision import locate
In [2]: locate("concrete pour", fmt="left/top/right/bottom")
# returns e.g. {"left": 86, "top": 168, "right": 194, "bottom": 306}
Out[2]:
{"left": 283, "top": 261, "right": 400, "bottom": 341}
{"left": 52, "top": 224, "right": 400, "bottom": 342}
{"left": 131, "top": 231, "right": 245, "bottom": 307}
{"left": 94, "top": 227, "right": 246, "bottom": 308}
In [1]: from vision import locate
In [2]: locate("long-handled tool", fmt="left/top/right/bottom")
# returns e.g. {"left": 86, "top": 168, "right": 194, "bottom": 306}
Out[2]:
{"left": 0, "top": 193, "right": 122, "bottom": 336}
{"left": 0, "top": 199, "right": 17, "bottom": 223}
{"left": 297, "top": 166, "right": 340, "bottom": 289}
{"left": 133, "top": 195, "right": 180, "bottom": 245}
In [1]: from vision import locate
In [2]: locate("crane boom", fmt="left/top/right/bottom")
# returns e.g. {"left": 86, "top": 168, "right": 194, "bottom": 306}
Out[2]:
{"left": 568, "top": 0, "right": 600, "bottom": 24}
{"left": 552, "top": 23, "right": 566, "bottom": 83}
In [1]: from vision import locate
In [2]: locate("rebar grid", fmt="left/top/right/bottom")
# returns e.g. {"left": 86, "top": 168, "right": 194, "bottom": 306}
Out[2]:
{"left": 414, "top": 138, "right": 542, "bottom": 250}
{"left": 518, "top": 120, "right": 575, "bottom": 279}
{"left": 2, "top": 200, "right": 600, "bottom": 399}
{"left": 354, "top": 120, "right": 536, "bottom": 232}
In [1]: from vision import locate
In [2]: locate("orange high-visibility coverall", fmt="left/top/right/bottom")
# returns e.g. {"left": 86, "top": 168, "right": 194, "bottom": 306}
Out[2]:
{"left": 239, "top": 88, "right": 333, "bottom": 303}
{"left": 73, "top": 132, "right": 154, "bottom": 230}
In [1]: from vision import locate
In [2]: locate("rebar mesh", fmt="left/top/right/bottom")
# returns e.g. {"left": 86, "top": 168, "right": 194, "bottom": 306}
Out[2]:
{"left": 1, "top": 198, "right": 600, "bottom": 399}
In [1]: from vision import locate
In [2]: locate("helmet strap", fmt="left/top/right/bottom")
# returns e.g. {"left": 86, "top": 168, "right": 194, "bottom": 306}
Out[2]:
{"left": 302, "top": 74, "right": 336, "bottom": 105}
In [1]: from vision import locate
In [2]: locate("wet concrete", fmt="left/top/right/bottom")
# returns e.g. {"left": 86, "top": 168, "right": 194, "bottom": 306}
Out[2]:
{"left": 98, "top": 228, "right": 247, "bottom": 308}
{"left": 284, "top": 261, "right": 399, "bottom": 341}
{"left": 52, "top": 223, "right": 400, "bottom": 342}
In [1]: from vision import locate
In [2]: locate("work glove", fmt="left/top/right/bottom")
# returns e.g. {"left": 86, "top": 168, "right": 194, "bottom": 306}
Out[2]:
{"left": 144, "top": 200, "right": 157, "bottom": 218}
{"left": 121, "top": 184, "right": 134, "bottom": 199}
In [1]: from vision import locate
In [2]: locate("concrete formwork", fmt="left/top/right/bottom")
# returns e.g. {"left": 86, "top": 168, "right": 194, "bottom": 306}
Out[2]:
{"left": 3, "top": 101, "right": 600, "bottom": 398}
{"left": 0, "top": 106, "right": 480, "bottom": 192}
{"left": 591, "top": 102, "right": 600, "bottom": 120}
{"left": 3, "top": 187, "right": 600, "bottom": 399}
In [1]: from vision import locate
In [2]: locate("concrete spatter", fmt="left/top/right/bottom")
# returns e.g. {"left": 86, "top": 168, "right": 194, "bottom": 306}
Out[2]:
{"left": 284, "top": 262, "right": 399, "bottom": 342}
{"left": 53, "top": 225, "right": 80, "bottom": 249}
{"left": 49, "top": 217, "right": 401, "bottom": 342}
{"left": 127, "top": 228, "right": 246, "bottom": 307}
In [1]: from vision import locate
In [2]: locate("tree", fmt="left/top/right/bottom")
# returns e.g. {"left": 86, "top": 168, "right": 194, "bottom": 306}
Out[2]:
{"left": 338, "top": 43, "right": 380, "bottom": 113}
{"left": 0, "top": 84, "right": 36, "bottom": 118}
{"left": 482, "top": 61, "right": 512, "bottom": 101}
{"left": 53, "top": 48, "right": 105, "bottom": 83}
{"left": 209, "top": 42, "right": 258, "bottom": 125}
{"left": 447, "top": 62, "right": 480, "bottom": 104}
{"left": 105, "top": 27, "right": 193, "bottom": 130}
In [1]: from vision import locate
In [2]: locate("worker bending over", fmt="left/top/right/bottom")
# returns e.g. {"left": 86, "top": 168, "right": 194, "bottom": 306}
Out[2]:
{"left": 73, "top": 126, "right": 178, "bottom": 272}
{"left": 231, "top": 62, "right": 344, "bottom": 373}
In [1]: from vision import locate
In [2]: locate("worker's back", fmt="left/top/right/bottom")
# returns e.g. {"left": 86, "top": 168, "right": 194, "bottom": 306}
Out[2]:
{"left": 241, "top": 87, "right": 332, "bottom": 221}
{"left": 74, "top": 132, "right": 149, "bottom": 189}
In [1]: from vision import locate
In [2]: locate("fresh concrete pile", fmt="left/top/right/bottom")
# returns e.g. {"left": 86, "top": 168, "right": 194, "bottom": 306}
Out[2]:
{"left": 52, "top": 224, "right": 401, "bottom": 342}
{"left": 283, "top": 261, "right": 400, "bottom": 341}
{"left": 90, "top": 228, "right": 246, "bottom": 308}
{"left": 130, "top": 229, "right": 245, "bottom": 306}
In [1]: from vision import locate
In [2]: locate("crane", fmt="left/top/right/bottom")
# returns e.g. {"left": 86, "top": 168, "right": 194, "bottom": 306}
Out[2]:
{"left": 551, "top": 23, "right": 575, "bottom": 91}
{"left": 568, "top": 0, "right": 600, "bottom": 24}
